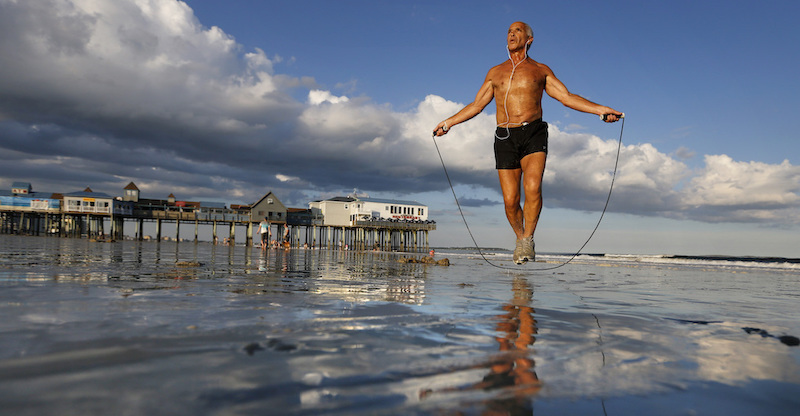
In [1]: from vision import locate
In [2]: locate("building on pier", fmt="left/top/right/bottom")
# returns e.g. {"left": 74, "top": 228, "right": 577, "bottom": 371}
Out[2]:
{"left": 310, "top": 196, "right": 429, "bottom": 226}
{"left": 0, "top": 182, "right": 61, "bottom": 235}
{"left": 307, "top": 195, "right": 435, "bottom": 251}
{"left": 2, "top": 182, "right": 60, "bottom": 212}
{"left": 249, "top": 191, "right": 287, "bottom": 224}
{"left": 63, "top": 188, "right": 133, "bottom": 216}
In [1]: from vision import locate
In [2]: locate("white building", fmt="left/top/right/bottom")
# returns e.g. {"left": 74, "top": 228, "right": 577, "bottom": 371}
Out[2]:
{"left": 309, "top": 196, "right": 429, "bottom": 227}
{"left": 63, "top": 189, "right": 132, "bottom": 216}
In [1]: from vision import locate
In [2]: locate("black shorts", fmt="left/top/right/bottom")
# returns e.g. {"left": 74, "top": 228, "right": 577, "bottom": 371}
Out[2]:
{"left": 494, "top": 119, "right": 548, "bottom": 169}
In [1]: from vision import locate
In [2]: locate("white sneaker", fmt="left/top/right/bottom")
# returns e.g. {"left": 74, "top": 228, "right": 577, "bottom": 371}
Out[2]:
{"left": 513, "top": 238, "right": 526, "bottom": 265}
{"left": 520, "top": 236, "right": 535, "bottom": 262}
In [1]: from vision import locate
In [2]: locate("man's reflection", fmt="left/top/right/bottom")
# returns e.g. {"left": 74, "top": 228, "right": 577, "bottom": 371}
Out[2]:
{"left": 481, "top": 277, "right": 540, "bottom": 414}
{"left": 421, "top": 277, "right": 541, "bottom": 414}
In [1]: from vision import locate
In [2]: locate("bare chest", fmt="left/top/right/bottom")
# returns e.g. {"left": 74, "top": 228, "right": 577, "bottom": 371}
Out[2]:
{"left": 494, "top": 65, "right": 546, "bottom": 96}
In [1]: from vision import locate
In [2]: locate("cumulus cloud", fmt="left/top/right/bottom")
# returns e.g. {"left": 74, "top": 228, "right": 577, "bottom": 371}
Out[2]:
{"left": 545, "top": 125, "right": 689, "bottom": 214}
{"left": 308, "top": 90, "right": 349, "bottom": 105}
{"left": 0, "top": 0, "right": 797, "bottom": 227}
{"left": 679, "top": 155, "right": 800, "bottom": 223}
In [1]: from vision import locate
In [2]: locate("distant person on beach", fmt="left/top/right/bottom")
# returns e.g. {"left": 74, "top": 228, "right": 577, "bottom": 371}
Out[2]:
{"left": 433, "top": 21, "right": 622, "bottom": 264}
{"left": 258, "top": 218, "right": 270, "bottom": 250}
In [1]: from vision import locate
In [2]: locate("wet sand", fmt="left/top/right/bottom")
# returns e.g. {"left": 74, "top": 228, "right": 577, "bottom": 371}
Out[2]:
{"left": 0, "top": 235, "right": 798, "bottom": 415}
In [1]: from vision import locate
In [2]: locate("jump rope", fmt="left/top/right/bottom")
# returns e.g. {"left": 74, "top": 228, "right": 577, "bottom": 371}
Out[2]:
{"left": 432, "top": 45, "right": 626, "bottom": 272}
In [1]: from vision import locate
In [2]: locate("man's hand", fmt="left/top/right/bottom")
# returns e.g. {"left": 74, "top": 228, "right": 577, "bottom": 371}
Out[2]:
{"left": 433, "top": 121, "right": 450, "bottom": 137}
{"left": 600, "top": 111, "right": 624, "bottom": 123}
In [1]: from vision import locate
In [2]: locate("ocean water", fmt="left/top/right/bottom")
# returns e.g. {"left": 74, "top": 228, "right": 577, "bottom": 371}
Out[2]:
{"left": 0, "top": 234, "right": 798, "bottom": 415}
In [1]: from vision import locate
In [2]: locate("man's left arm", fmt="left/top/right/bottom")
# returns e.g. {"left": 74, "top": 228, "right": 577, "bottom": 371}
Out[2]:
{"left": 544, "top": 67, "right": 622, "bottom": 122}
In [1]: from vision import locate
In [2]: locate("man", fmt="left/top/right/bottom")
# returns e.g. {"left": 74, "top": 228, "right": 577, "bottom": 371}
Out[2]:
{"left": 433, "top": 22, "right": 622, "bottom": 265}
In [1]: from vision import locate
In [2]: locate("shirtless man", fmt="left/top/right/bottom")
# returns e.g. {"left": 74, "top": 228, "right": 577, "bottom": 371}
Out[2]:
{"left": 433, "top": 22, "right": 622, "bottom": 264}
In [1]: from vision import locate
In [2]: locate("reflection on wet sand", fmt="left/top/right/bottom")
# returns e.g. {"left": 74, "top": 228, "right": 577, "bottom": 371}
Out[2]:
{"left": 421, "top": 277, "right": 541, "bottom": 414}
{"left": 249, "top": 249, "right": 428, "bottom": 304}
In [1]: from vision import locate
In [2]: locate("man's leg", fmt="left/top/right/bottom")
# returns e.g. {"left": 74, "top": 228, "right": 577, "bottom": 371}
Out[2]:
{"left": 498, "top": 168, "right": 527, "bottom": 264}
{"left": 498, "top": 168, "right": 524, "bottom": 239}
{"left": 519, "top": 152, "right": 546, "bottom": 259}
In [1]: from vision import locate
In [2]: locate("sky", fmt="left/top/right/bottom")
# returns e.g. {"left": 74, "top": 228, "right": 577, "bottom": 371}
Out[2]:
{"left": 1, "top": 0, "right": 799, "bottom": 257}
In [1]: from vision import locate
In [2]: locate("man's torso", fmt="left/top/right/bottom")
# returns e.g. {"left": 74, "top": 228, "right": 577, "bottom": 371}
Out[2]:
{"left": 489, "top": 58, "right": 548, "bottom": 125}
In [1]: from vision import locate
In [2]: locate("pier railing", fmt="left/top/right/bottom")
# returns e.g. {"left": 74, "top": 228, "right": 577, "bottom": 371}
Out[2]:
{"left": 354, "top": 218, "right": 436, "bottom": 231}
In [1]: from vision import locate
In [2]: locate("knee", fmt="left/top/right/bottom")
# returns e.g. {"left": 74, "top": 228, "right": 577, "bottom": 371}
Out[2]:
{"left": 523, "top": 178, "right": 542, "bottom": 197}
{"left": 502, "top": 193, "right": 520, "bottom": 210}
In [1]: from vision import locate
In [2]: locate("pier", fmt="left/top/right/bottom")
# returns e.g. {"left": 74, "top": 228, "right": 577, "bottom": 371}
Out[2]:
{"left": 1, "top": 182, "right": 436, "bottom": 252}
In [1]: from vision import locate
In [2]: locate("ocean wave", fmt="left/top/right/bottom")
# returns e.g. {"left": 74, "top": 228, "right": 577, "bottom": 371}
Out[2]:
{"left": 559, "top": 253, "right": 800, "bottom": 271}
{"left": 434, "top": 248, "right": 800, "bottom": 272}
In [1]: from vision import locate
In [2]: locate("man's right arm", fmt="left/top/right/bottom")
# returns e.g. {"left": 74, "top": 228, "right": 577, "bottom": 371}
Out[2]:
{"left": 433, "top": 74, "right": 495, "bottom": 136}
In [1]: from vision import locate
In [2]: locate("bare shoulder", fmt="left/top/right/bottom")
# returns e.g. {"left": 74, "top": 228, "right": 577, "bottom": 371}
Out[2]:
{"left": 528, "top": 59, "right": 555, "bottom": 76}
{"left": 486, "top": 60, "right": 510, "bottom": 80}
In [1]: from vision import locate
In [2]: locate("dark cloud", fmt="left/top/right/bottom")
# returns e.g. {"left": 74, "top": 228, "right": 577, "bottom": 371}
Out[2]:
{"left": 457, "top": 197, "right": 500, "bottom": 208}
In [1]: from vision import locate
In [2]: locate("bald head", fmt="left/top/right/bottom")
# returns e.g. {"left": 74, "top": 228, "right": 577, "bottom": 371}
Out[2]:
{"left": 508, "top": 22, "right": 534, "bottom": 51}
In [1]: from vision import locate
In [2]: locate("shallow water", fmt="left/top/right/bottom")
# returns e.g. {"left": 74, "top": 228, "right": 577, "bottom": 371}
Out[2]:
{"left": 0, "top": 235, "right": 798, "bottom": 415}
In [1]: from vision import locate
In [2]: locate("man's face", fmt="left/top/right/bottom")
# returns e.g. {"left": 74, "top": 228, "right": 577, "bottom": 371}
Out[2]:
{"left": 507, "top": 22, "right": 531, "bottom": 51}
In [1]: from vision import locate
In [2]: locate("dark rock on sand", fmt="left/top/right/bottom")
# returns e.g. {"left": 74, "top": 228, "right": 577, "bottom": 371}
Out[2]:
{"left": 398, "top": 256, "right": 450, "bottom": 266}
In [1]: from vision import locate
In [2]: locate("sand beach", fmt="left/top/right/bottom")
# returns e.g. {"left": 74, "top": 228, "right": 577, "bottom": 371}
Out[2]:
{"left": 0, "top": 234, "right": 798, "bottom": 415}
